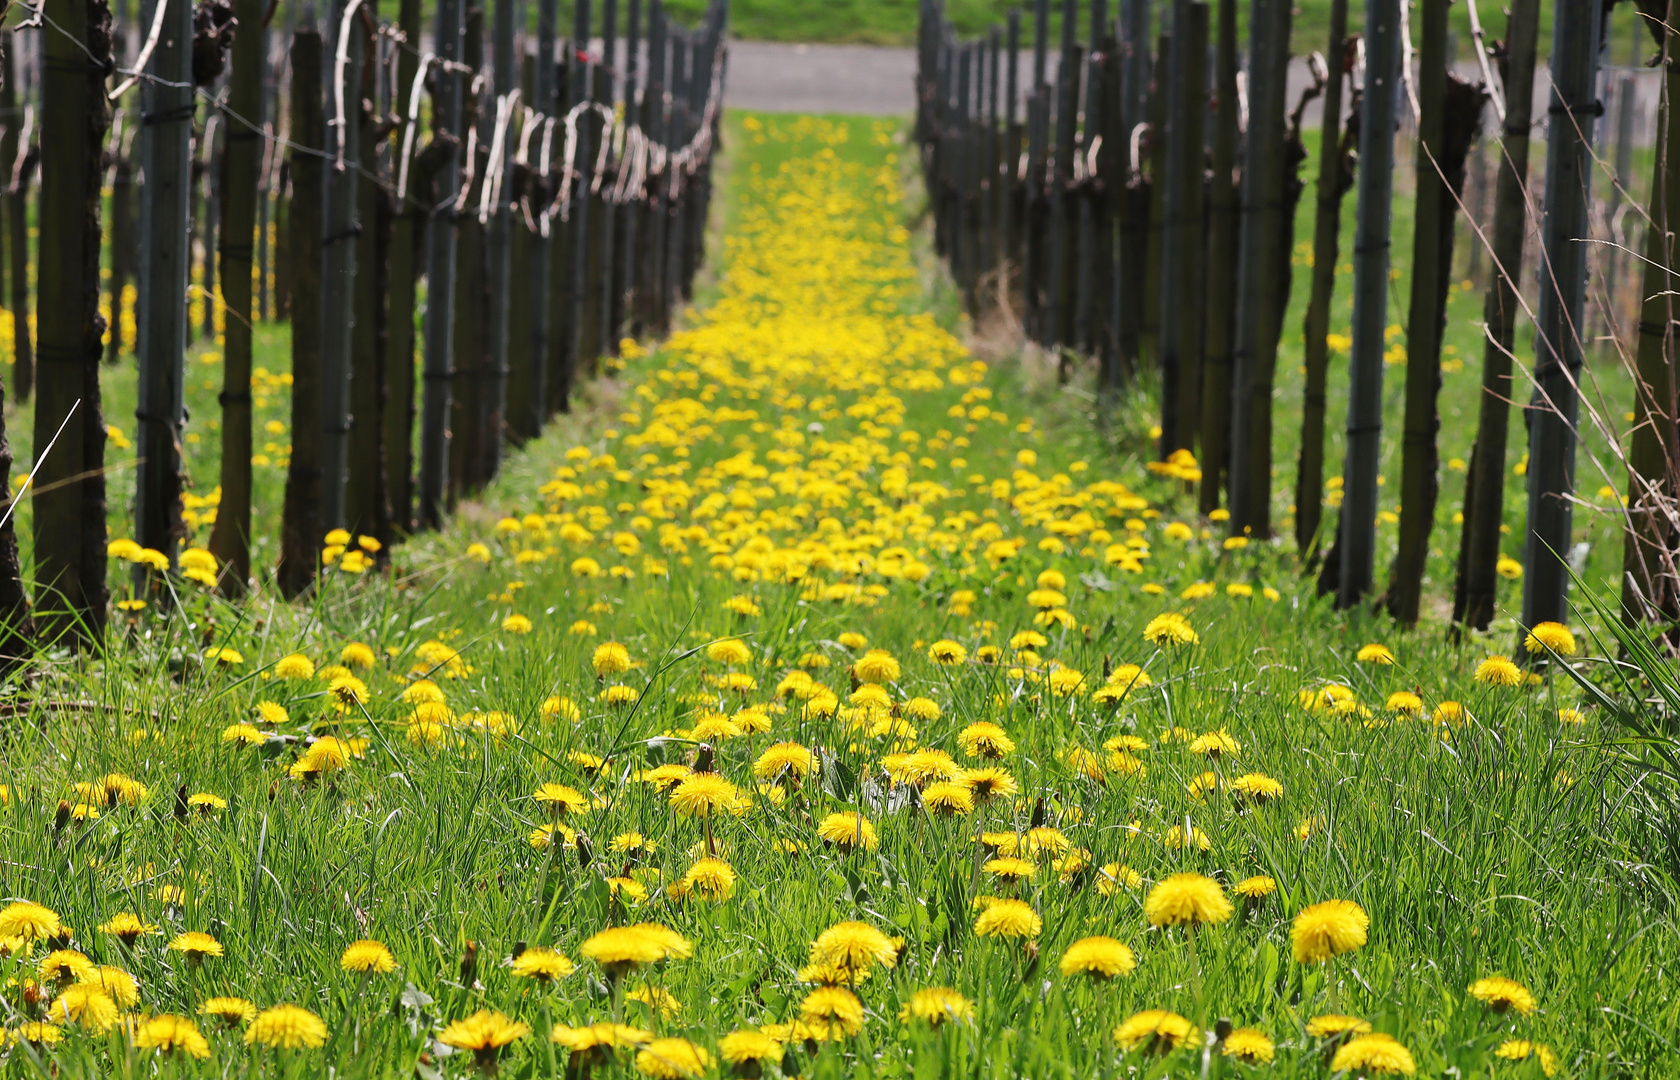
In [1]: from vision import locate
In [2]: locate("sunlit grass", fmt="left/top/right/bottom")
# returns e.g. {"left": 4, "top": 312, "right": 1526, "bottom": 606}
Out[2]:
{"left": 0, "top": 111, "right": 1672, "bottom": 1079}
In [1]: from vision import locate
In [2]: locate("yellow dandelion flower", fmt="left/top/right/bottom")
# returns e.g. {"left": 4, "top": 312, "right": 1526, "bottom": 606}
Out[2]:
{"left": 1495, "top": 1040, "right": 1559, "bottom": 1077}
{"left": 535, "top": 783, "right": 589, "bottom": 817}
{"left": 922, "top": 780, "right": 974, "bottom": 816}
{"left": 578, "top": 923, "right": 692, "bottom": 978}
{"left": 706, "top": 638, "right": 754, "bottom": 665}
{"left": 1468, "top": 975, "right": 1537, "bottom": 1015}
{"left": 635, "top": 1037, "right": 712, "bottom": 1078}
{"left": 973, "top": 897, "right": 1041, "bottom": 938}
{"left": 511, "top": 946, "right": 577, "bottom": 983}
{"left": 134, "top": 1013, "right": 211, "bottom": 1058}
{"left": 668, "top": 773, "right": 741, "bottom": 817}
{"left": 167, "top": 931, "right": 223, "bottom": 964}
{"left": 1114, "top": 1009, "right": 1197, "bottom": 1053}
{"left": 681, "top": 857, "right": 737, "bottom": 901}
{"left": 899, "top": 987, "right": 973, "bottom": 1026}
{"left": 1144, "top": 873, "right": 1233, "bottom": 927}
{"left": 962, "top": 767, "right": 1019, "bottom": 802}
{"left": 1291, "top": 899, "right": 1369, "bottom": 964}
{"left": 1330, "top": 1033, "right": 1416, "bottom": 1075}
{"left": 1059, "top": 936, "right": 1136, "bottom": 979}
{"left": 854, "top": 649, "right": 901, "bottom": 684}
{"left": 1142, "top": 613, "right": 1198, "bottom": 646}
{"left": 1475, "top": 655, "right": 1524, "bottom": 686}
{"left": 438, "top": 1010, "right": 531, "bottom": 1071}
{"left": 809, "top": 920, "right": 898, "bottom": 977}
{"left": 983, "top": 856, "right": 1037, "bottom": 882}
{"left": 245, "top": 1004, "right": 330, "bottom": 1049}
{"left": 0, "top": 901, "right": 62, "bottom": 941}
{"left": 754, "top": 741, "right": 816, "bottom": 782}
{"left": 1356, "top": 643, "right": 1395, "bottom": 664}
{"left": 97, "top": 912, "right": 159, "bottom": 946}
{"left": 1305, "top": 1014, "right": 1372, "bottom": 1038}
{"left": 274, "top": 653, "right": 316, "bottom": 679}
{"left": 1524, "top": 621, "right": 1577, "bottom": 656}
{"left": 1222, "top": 1027, "right": 1275, "bottom": 1064}
{"left": 592, "top": 642, "right": 632, "bottom": 676}
{"left": 817, "top": 811, "right": 878, "bottom": 851}
{"left": 47, "top": 983, "right": 119, "bottom": 1031}
{"left": 719, "top": 1029, "right": 783, "bottom": 1065}
{"left": 339, "top": 642, "right": 377, "bottom": 669}
{"left": 799, "top": 986, "right": 865, "bottom": 1038}
{"left": 340, "top": 939, "right": 396, "bottom": 974}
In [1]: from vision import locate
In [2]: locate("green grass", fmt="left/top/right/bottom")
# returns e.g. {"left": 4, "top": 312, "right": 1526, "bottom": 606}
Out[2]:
{"left": 0, "top": 110, "right": 1672, "bottom": 1080}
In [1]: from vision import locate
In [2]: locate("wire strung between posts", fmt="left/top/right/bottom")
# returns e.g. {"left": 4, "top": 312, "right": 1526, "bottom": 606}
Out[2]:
{"left": 0, "top": 400, "right": 80, "bottom": 533}
{"left": 22, "top": 0, "right": 724, "bottom": 223}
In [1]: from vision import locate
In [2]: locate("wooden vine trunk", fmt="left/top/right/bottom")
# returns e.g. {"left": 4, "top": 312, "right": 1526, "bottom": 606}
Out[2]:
{"left": 34, "top": 0, "right": 112, "bottom": 647}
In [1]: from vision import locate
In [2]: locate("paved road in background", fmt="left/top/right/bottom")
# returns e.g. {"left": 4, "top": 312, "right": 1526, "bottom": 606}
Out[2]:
{"left": 719, "top": 42, "right": 1407, "bottom": 122}
{"left": 720, "top": 42, "right": 1661, "bottom": 148}
{"left": 724, "top": 42, "right": 920, "bottom": 116}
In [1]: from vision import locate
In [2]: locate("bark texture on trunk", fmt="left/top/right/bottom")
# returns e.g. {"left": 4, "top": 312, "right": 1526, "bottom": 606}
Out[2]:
{"left": 0, "top": 36, "right": 31, "bottom": 670}
{"left": 34, "top": 0, "right": 113, "bottom": 647}
{"left": 209, "top": 0, "right": 266, "bottom": 596}
{"left": 1383, "top": 1, "right": 1488, "bottom": 625}
{"left": 1450, "top": 0, "right": 1540, "bottom": 631}
{"left": 1295, "top": 2, "right": 1353, "bottom": 557}
{"left": 1520, "top": 0, "right": 1605, "bottom": 632}
{"left": 3, "top": 35, "right": 34, "bottom": 405}
{"left": 277, "top": 28, "right": 324, "bottom": 598}
{"left": 384, "top": 0, "right": 423, "bottom": 535}
{"left": 1619, "top": 0, "right": 1680, "bottom": 633}
{"left": 346, "top": 96, "right": 390, "bottom": 545}
{"left": 1197, "top": 0, "right": 1238, "bottom": 512}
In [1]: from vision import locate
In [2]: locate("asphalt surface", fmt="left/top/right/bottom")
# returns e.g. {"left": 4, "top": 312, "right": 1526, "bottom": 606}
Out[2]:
{"left": 720, "top": 42, "right": 1661, "bottom": 149}
{"left": 724, "top": 42, "right": 921, "bottom": 116}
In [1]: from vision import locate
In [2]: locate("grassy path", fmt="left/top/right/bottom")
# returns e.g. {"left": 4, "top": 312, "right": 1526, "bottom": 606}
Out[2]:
{"left": 0, "top": 113, "right": 1674, "bottom": 1077}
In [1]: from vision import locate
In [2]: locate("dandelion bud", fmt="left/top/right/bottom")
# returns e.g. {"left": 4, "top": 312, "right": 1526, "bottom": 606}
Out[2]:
{"left": 693, "top": 744, "right": 715, "bottom": 774}
{"left": 576, "top": 832, "right": 594, "bottom": 868}
{"left": 53, "top": 800, "right": 70, "bottom": 833}
{"left": 459, "top": 940, "right": 478, "bottom": 986}
{"left": 175, "top": 786, "right": 190, "bottom": 821}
